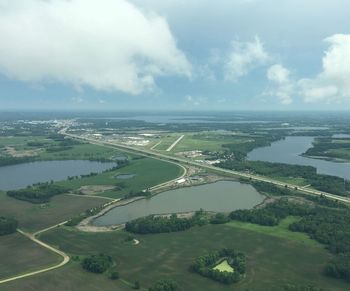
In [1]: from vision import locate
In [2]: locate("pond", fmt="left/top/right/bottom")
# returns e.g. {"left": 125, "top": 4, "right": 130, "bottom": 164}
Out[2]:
{"left": 0, "top": 160, "right": 117, "bottom": 191}
{"left": 93, "top": 180, "right": 265, "bottom": 226}
{"left": 115, "top": 174, "right": 136, "bottom": 180}
{"left": 247, "top": 136, "right": 350, "bottom": 180}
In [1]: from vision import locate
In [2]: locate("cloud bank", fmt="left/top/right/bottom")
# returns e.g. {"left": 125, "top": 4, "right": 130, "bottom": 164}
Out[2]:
{"left": 224, "top": 36, "right": 269, "bottom": 81}
{"left": 267, "top": 64, "right": 293, "bottom": 105}
{"left": 299, "top": 34, "right": 350, "bottom": 103}
{"left": 0, "top": 0, "right": 191, "bottom": 94}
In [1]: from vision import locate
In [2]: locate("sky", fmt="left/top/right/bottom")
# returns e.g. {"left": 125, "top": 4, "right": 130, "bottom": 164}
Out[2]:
{"left": 1, "top": 0, "right": 350, "bottom": 111}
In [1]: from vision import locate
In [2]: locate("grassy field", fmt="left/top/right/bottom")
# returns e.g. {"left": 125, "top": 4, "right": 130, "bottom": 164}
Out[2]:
{"left": 0, "top": 232, "right": 60, "bottom": 281}
{"left": 170, "top": 133, "right": 251, "bottom": 153}
{"left": 227, "top": 216, "right": 320, "bottom": 247}
{"left": 327, "top": 148, "right": 350, "bottom": 160}
{"left": 0, "top": 261, "right": 131, "bottom": 291}
{"left": 151, "top": 132, "right": 252, "bottom": 154}
{"left": 0, "top": 192, "right": 107, "bottom": 232}
{"left": 0, "top": 136, "right": 128, "bottom": 161}
{"left": 56, "top": 157, "right": 183, "bottom": 199}
{"left": 213, "top": 260, "right": 234, "bottom": 273}
{"left": 152, "top": 134, "right": 183, "bottom": 151}
{"left": 29, "top": 222, "right": 350, "bottom": 291}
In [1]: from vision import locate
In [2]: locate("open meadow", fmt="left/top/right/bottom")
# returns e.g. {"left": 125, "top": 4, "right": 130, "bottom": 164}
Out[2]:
{"left": 23, "top": 221, "right": 348, "bottom": 291}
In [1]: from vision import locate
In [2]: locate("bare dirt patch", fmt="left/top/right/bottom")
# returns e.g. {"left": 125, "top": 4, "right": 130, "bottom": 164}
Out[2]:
{"left": 78, "top": 185, "right": 116, "bottom": 195}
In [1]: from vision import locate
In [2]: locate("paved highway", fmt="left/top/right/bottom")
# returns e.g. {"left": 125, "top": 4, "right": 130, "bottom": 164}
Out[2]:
{"left": 63, "top": 131, "right": 350, "bottom": 204}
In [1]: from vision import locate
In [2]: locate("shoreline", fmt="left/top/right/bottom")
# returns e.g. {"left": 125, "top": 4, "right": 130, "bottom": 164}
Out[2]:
{"left": 76, "top": 177, "right": 266, "bottom": 232}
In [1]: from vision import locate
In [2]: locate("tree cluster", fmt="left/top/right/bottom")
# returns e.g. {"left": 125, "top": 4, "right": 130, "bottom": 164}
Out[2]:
{"left": 7, "top": 183, "right": 71, "bottom": 203}
{"left": 190, "top": 248, "right": 245, "bottom": 284}
{"left": 288, "top": 206, "right": 350, "bottom": 281}
{"left": 0, "top": 216, "right": 18, "bottom": 236}
{"left": 81, "top": 254, "right": 113, "bottom": 274}
{"left": 148, "top": 279, "right": 180, "bottom": 291}
{"left": 125, "top": 214, "right": 194, "bottom": 234}
{"left": 230, "top": 199, "right": 310, "bottom": 226}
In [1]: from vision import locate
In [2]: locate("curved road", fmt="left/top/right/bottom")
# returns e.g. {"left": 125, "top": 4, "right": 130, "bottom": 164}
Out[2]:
{"left": 0, "top": 228, "right": 69, "bottom": 284}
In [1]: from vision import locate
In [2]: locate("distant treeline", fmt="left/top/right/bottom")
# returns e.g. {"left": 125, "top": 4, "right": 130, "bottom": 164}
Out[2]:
{"left": 0, "top": 216, "right": 18, "bottom": 235}
{"left": 304, "top": 137, "right": 350, "bottom": 157}
{"left": 0, "top": 156, "right": 35, "bottom": 167}
{"left": 7, "top": 183, "right": 71, "bottom": 203}
{"left": 219, "top": 159, "right": 350, "bottom": 196}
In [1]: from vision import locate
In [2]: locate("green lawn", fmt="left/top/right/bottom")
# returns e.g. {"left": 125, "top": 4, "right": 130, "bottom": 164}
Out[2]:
{"left": 213, "top": 260, "right": 234, "bottom": 273}
{"left": 0, "top": 192, "right": 106, "bottom": 232}
{"left": 33, "top": 223, "right": 349, "bottom": 291}
{"left": 0, "top": 232, "right": 60, "bottom": 281}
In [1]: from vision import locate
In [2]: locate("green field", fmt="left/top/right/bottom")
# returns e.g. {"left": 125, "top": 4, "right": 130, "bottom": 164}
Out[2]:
{"left": 28, "top": 222, "right": 349, "bottom": 291}
{"left": 0, "top": 261, "right": 131, "bottom": 291}
{"left": 151, "top": 132, "right": 251, "bottom": 154}
{"left": 171, "top": 133, "right": 251, "bottom": 153}
{"left": 0, "top": 232, "right": 60, "bottom": 281}
{"left": 56, "top": 157, "right": 183, "bottom": 198}
{"left": 228, "top": 216, "right": 321, "bottom": 247}
{"left": 213, "top": 260, "right": 234, "bottom": 273}
{"left": 0, "top": 192, "right": 106, "bottom": 232}
{"left": 152, "top": 134, "right": 183, "bottom": 151}
{"left": 0, "top": 136, "right": 128, "bottom": 161}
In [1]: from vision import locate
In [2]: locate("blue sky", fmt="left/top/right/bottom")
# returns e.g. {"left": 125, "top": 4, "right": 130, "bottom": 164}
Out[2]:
{"left": 1, "top": 0, "right": 350, "bottom": 111}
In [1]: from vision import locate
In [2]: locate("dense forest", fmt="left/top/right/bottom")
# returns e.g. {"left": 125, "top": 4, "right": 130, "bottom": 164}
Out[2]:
{"left": 289, "top": 207, "right": 350, "bottom": 281}
{"left": 231, "top": 197, "right": 350, "bottom": 282}
{"left": 0, "top": 216, "right": 18, "bottom": 235}
{"left": 7, "top": 183, "right": 71, "bottom": 203}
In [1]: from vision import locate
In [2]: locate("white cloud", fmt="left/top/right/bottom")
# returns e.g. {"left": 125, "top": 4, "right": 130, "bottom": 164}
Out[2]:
{"left": 224, "top": 36, "right": 269, "bottom": 81}
{"left": 299, "top": 34, "right": 350, "bottom": 103}
{"left": 0, "top": 0, "right": 191, "bottom": 94}
{"left": 185, "top": 95, "right": 207, "bottom": 106}
{"left": 267, "top": 64, "right": 290, "bottom": 84}
{"left": 266, "top": 64, "right": 293, "bottom": 105}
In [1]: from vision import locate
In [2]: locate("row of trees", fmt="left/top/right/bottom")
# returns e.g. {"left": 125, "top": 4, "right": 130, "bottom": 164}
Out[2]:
{"left": 125, "top": 214, "right": 194, "bottom": 234}
{"left": 0, "top": 216, "right": 18, "bottom": 235}
{"left": 7, "top": 183, "right": 71, "bottom": 203}
{"left": 190, "top": 248, "right": 246, "bottom": 284}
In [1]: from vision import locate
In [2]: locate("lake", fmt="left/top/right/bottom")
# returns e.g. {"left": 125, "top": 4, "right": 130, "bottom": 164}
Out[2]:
{"left": 247, "top": 136, "right": 350, "bottom": 180}
{"left": 0, "top": 160, "right": 116, "bottom": 191}
{"left": 93, "top": 180, "right": 265, "bottom": 226}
